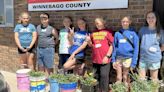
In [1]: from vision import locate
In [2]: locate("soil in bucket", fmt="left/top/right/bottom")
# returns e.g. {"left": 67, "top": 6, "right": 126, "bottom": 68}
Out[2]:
{"left": 16, "top": 69, "right": 31, "bottom": 91}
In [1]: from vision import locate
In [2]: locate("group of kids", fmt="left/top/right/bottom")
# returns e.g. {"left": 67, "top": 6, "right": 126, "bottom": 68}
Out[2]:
{"left": 11, "top": 11, "right": 164, "bottom": 92}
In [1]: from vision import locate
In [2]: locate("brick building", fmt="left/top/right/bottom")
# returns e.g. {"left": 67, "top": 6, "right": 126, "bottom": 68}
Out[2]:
{"left": 0, "top": 0, "right": 161, "bottom": 72}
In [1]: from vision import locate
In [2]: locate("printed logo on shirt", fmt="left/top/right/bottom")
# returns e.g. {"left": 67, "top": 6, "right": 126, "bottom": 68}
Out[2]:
{"left": 20, "top": 28, "right": 30, "bottom": 32}
{"left": 41, "top": 29, "right": 46, "bottom": 32}
{"left": 92, "top": 32, "right": 107, "bottom": 40}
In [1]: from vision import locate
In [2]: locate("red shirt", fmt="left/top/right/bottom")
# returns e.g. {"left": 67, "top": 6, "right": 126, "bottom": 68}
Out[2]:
{"left": 91, "top": 29, "right": 114, "bottom": 64}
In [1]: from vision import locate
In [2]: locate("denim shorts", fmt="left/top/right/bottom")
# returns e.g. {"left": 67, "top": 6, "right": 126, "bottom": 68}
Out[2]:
{"left": 37, "top": 47, "right": 54, "bottom": 68}
{"left": 139, "top": 60, "right": 161, "bottom": 70}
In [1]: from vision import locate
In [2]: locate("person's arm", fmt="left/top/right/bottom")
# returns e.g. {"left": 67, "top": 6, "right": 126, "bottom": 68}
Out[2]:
{"left": 28, "top": 31, "right": 37, "bottom": 49}
{"left": 52, "top": 28, "right": 59, "bottom": 45}
{"left": 68, "top": 27, "right": 74, "bottom": 45}
{"left": 131, "top": 32, "right": 139, "bottom": 68}
{"left": 161, "top": 44, "right": 164, "bottom": 52}
{"left": 14, "top": 32, "right": 24, "bottom": 50}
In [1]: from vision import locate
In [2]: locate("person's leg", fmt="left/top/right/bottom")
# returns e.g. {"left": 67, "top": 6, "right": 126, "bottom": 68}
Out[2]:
{"left": 122, "top": 67, "right": 129, "bottom": 86}
{"left": 100, "top": 63, "right": 111, "bottom": 92}
{"left": 122, "top": 58, "right": 131, "bottom": 86}
{"left": 63, "top": 58, "right": 76, "bottom": 70}
{"left": 149, "top": 61, "right": 160, "bottom": 81}
{"left": 37, "top": 48, "right": 45, "bottom": 72}
{"left": 93, "top": 64, "right": 100, "bottom": 92}
{"left": 43, "top": 47, "right": 55, "bottom": 75}
{"left": 139, "top": 61, "right": 147, "bottom": 80}
{"left": 19, "top": 54, "right": 28, "bottom": 68}
{"left": 115, "top": 59, "right": 122, "bottom": 83}
{"left": 58, "top": 54, "right": 64, "bottom": 69}
{"left": 27, "top": 52, "right": 35, "bottom": 70}
{"left": 150, "top": 70, "right": 159, "bottom": 81}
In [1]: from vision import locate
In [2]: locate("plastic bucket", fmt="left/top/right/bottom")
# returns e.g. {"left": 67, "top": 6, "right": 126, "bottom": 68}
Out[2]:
{"left": 49, "top": 78, "right": 59, "bottom": 92}
{"left": 30, "top": 76, "right": 46, "bottom": 92}
{"left": 16, "top": 69, "right": 31, "bottom": 91}
{"left": 60, "top": 82, "right": 77, "bottom": 92}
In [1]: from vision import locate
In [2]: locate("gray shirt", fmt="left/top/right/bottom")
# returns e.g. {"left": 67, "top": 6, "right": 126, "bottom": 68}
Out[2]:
{"left": 139, "top": 26, "right": 164, "bottom": 62}
{"left": 37, "top": 25, "right": 55, "bottom": 48}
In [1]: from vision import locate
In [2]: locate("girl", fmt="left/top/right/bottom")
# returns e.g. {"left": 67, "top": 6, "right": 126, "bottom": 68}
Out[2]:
{"left": 63, "top": 18, "right": 88, "bottom": 72}
{"left": 139, "top": 11, "right": 164, "bottom": 81}
{"left": 112, "top": 16, "right": 139, "bottom": 85}
{"left": 87, "top": 17, "right": 114, "bottom": 92}
{"left": 37, "top": 13, "right": 58, "bottom": 75}
{"left": 14, "top": 12, "right": 37, "bottom": 70}
{"left": 58, "top": 16, "right": 72, "bottom": 69}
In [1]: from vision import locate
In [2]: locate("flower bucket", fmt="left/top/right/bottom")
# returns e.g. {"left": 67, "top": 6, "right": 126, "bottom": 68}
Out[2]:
{"left": 49, "top": 78, "right": 59, "bottom": 92}
{"left": 81, "top": 85, "right": 94, "bottom": 92}
{"left": 16, "top": 69, "right": 31, "bottom": 91}
{"left": 60, "top": 82, "right": 77, "bottom": 92}
{"left": 29, "top": 76, "right": 46, "bottom": 92}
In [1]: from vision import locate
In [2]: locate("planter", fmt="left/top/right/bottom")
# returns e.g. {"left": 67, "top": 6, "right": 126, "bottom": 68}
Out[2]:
{"left": 49, "top": 78, "right": 59, "bottom": 92}
{"left": 16, "top": 69, "right": 31, "bottom": 91}
{"left": 60, "top": 82, "right": 77, "bottom": 92}
{"left": 81, "top": 84, "right": 94, "bottom": 92}
{"left": 29, "top": 76, "right": 46, "bottom": 92}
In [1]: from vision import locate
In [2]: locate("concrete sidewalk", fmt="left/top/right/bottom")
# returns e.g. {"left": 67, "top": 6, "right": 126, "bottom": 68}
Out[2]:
{"left": 1, "top": 71, "right": 18, "bottom": 92}
{"left": 1, "top": 71, "right": 49, "bottom": 92}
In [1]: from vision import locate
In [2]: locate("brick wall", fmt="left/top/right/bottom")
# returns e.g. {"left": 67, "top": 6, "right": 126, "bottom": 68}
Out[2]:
{"left": 0, "top": 0, "right": 153, "bottom": 72}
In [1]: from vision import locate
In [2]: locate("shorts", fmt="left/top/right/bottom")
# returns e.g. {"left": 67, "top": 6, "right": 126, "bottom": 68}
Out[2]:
{"left": 37, "top": 47, "right": 55, "bottom": 68}
{"left": 18, "top": 45, "right": 35, "bottom": 54}
{"left": 75, "top": 56, "right": 85, "bottom": 64}
{"left": 116, "top": 58, "right": 132, "bottom": 68}
{"left": 139, "top": 60, "right": 161, "bottom": 70}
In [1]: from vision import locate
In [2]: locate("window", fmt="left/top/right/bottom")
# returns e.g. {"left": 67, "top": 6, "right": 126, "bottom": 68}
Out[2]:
{"left": 0, "top": 0, "right": 14, "bottom": 27}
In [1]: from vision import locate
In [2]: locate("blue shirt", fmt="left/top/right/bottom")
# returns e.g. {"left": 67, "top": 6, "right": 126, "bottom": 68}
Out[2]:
{"left": 139, "top": 26, "right": 164, "bottom": 62}
{"left": 69, "top": 29, "right": 88, "bottom": 58}
{"left": 14, "top": 24, "right": 36, "bottom": 47}
{"left": 112, "top": 28, "right": 139, "bottom": 68}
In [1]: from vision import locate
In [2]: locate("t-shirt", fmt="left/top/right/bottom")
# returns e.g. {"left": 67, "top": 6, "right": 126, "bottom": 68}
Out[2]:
{"left": 37, "top": 25, "right": 55, "bottom": 48}
{"left": 139, "top": 26, "right": 164, "bottom": 62}
{"left": 91, "top": 29, "right": 114, "bottom": 64}
{"left": 69, "top": 30, "right": 88, "bottom": 58}
{"left": 59, "top": 28, "right": 71, "bottom": 54}
{"left": 14, "top": 23, "right": 36, "bottom": 48}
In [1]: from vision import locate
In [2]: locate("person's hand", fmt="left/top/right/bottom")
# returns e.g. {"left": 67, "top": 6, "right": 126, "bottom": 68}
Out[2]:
{"left": 113, "top": 62, "right": 119, "bottom": 69}
{"left": 69, "top": 53, "right": 75, "bottom": 60}
{"left": 85, "top": 33, "right": 91, "bottom": 42}
{"left": 130, "top": 67, "right": 134, "bottom": 74}
{"left": 69, "top": 27, "right": 74, "bottom": 35}
{"left": 20, "top": 47, "right": 26, "bottom": 52}
{"left": 102, "top": 56, "right": 108, "bottom": 64}
{"left": 26, "top": 46, "right": 31, "bottom": 51}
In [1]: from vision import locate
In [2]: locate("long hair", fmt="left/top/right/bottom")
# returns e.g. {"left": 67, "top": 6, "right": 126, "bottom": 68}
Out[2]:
{"left": 145, "top": 11, "right": 162, "bottom": 36}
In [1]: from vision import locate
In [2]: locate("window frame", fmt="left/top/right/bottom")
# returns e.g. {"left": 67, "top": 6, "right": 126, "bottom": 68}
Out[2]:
{"left": 0, "top": 0, "right": 14, "bottom": 27}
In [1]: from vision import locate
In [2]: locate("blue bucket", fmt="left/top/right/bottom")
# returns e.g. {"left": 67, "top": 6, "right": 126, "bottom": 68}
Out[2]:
{"left": 49, "top": 78, "right": 59, "bottom": 92}
{"left": 60, "top": 82, "right": 77, "bottom": 92}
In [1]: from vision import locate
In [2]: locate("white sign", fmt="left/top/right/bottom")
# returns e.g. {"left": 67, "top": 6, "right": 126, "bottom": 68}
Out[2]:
{"left": 28, "top": 0, "right": 128, "bottom": 11}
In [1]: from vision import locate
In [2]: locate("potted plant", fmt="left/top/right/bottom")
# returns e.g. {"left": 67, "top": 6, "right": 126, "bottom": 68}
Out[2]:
{"left": 49, "top": 74, "right": 63, "bottom": 92}
{"left": 57, "top": 74, "right": 79, "bottom": 92}
{"left": 130, "top": 73, "right": 160, "bottom": 92}
{"left": 80, "top": 72, "right": 98, "bottom": 92}
{"left": 29, "top": 71, "right": 46, "bottom": 92}
{"left": 111, "top": 82, "right": 127, "bottom": 92}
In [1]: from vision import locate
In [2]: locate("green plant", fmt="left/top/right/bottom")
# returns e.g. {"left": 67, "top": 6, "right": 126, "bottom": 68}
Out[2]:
{"left": 81, "top": 72, "right": 97, "bottom": 86}
{"left": 57, "top": 74, "right": 80, "bottom": 84}
{"left": 49, "top": 74, "right": 63, "bottom": 80}
{"left": 29, "top": 71, "right": 45, "bottom": 77}
{"left": 111, "top": 82, "right": 127, "bottom": 92}
{"left": 130, "top": 73, "right": 160, "bottom": 92}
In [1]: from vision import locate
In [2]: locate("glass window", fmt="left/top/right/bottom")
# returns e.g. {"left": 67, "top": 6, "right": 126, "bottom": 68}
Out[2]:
{"left": 0, "top": 0, "right": 14, "bottom": 27}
